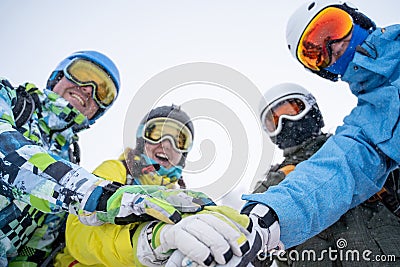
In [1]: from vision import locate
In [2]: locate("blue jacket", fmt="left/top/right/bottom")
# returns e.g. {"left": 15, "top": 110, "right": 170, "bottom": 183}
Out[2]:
{"left": 242, "top": 25, "right": 400, "bottom": 248}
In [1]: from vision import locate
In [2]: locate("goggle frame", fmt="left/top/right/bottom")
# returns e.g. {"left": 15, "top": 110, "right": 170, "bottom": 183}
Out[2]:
{"left": 261, "top": 94, "right": 315, "bottom": 137}
{"left": 140, "top": 117, "right": 193, "bottom": 153}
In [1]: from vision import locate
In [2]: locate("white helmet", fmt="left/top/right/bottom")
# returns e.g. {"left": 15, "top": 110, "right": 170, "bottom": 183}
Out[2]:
{"left": 286, "top": 0, "right": 375, "bottom": 81}
{"left": 259, "top": 83, "right": 324, "bottom": 149}
{"left": 259, "top": 82, "right": 311, "bottom": 120}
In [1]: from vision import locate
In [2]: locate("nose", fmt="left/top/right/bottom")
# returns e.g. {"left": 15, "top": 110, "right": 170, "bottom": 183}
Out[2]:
{"left": 80, "top": 85, "right": 93, "bottom": 97}
{"left": 160, "top": 139, "right": 173, "bottom": 150}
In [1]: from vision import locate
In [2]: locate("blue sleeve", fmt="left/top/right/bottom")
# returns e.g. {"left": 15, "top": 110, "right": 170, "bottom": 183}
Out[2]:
{"left": 242, "top": 124, "right": 395, "bottom": 248}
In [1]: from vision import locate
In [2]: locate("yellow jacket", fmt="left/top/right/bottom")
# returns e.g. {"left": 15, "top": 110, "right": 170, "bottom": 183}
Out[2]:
{"left": 54, "top": 159, "right": 158, "bottom": 267}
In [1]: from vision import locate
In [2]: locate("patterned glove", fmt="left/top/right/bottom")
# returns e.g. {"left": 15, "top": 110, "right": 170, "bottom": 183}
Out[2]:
{"left": 77, "top": 183, "right": 215, "bottom": 226}
{"left": 223, "top": 204, "right": 284, "bottom": 266}
{"left": 163, "top": 204, "right": 284, "bottom": 267}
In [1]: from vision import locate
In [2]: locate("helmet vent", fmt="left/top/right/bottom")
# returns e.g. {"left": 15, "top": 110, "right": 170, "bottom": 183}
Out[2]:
{"left": 308, "top": 2, "right": 315, "bottom": 11}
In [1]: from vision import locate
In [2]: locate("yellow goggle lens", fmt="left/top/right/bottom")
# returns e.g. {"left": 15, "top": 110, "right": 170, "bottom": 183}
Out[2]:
{"left": 143, "top": 118, "right": 193, "bottom": 152}
{"left": 65, "top": 59, "right": 117, "bottom": 107}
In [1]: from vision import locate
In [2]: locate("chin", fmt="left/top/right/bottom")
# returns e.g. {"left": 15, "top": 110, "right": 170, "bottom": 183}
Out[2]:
{"left": 162, "top": 164, "right": 171, "bottom": 169}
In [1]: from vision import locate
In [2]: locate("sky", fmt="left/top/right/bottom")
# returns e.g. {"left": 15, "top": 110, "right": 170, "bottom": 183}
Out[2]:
{"left": 0, "top": 0, "right": 398, "bottom": 209}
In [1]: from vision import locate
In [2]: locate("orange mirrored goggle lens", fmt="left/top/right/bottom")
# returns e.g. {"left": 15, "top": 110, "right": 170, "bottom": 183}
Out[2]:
{"left": 297, "top": 7, "right": 353, "bottom": 71}
{"left": 65, "top": 59, "right": 117, "bottom": 108}
{"left": 265, "top": 98, "right": 306, "bottom": 132}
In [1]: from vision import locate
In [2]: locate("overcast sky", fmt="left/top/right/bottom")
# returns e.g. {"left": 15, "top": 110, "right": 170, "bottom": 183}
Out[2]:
{"left": 0, "top": 0, "right": 397, "bottom": 208}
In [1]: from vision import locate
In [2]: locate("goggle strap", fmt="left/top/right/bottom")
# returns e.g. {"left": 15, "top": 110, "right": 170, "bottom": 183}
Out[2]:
{"left": 311, "top": 68, "right": 339, "bottom": 82}
{"left": 337, "top": 4, "right": 375, "bottom": 31}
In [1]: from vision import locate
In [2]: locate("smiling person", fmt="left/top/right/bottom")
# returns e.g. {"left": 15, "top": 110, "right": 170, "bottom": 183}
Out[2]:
{"left": 122, "top": 104, "right": 194, "bottom": 189}
{"left": 0, "top": 50, "right": 122, "bottom": 266}
{"left": 51, "top": 74, "right": 101, "bottom": 120}
{"left": 54, "top": 104, "right": 201, "bottom": 266}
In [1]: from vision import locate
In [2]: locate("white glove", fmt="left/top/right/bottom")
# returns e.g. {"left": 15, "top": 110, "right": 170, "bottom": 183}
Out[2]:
{"left": 137, "top": 207, "right": 251, "bottom": 267}
{"left": 158, "top": 213, "right": 249, "bottom": 266}
{"left": 167, "top": 251, "right": 201, "bottom": 267}
{"left": 165, "top": 204, "right": 284, "bottom": 267}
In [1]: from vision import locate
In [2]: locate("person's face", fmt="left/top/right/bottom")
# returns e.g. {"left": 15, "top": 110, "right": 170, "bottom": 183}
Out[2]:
{"left": 52, "top": 76, "right": 99, "bottom": 119}
{"left": 328, "top": 31, "right": 352, "bottom": 66}
{"left": 144, "top": 140, "right": 183, "bottom": 169}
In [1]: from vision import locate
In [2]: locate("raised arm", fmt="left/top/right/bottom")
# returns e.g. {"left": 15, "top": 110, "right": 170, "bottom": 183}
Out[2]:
{"left": 242, "top": 122, "right": 396, "bottom": 248}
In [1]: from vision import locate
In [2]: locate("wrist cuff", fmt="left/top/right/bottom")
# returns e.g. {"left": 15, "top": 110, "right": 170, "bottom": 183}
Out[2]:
{"left": 241, "top": 204, "right": 278, "bottom": 228}
{"left": 95, "top": 181, "right": 123, "bottom": 211}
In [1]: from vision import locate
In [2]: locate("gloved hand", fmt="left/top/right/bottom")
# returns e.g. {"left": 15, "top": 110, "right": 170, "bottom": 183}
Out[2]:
{"left": 163, "top": 204, "right": 284, "bottom": 267}
{"left": 76, "top": 182, "right": 215, "bottom": 226}
{"left": 225, "top": 204, "right": 283, "bottom": 267}
{"left": 135, "top": 205, "right": 250, "bottom": 267}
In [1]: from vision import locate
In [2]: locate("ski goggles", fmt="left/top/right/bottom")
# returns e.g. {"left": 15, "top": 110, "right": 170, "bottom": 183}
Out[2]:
{"left": 141, "top": 118, "right": 193, "bottom": 152}
{"left": 63, "top": 58, "right": 117, "bottom": 108}
{"left": 297, "top": 7, "right": 353, "bottom": 71}
{"left": 261, "top": 94, "right": 315, "bottom": 137}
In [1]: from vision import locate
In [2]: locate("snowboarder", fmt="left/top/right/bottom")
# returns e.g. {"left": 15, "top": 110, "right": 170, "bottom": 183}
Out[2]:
{"left": 0, "top": 50, "right": 122, "bottom": 266}
{"left": 252, "top": 82, "right": 400, "bottom": 266}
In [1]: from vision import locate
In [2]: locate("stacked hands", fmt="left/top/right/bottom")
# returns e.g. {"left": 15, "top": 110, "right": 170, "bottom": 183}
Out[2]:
{"left": 77, "top": 182, "right": 283, "bottom": 266}
{"left": 159, "top": 205, "right": 283, "bottom": 267}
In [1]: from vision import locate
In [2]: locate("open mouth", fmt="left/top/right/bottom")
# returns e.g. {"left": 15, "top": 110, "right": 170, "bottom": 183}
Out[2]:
{"left": 69, "top": 92, "right": 86, "bottom": 107}
{"left": 155, "top": 152, "right": 170, "bottom": 167}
